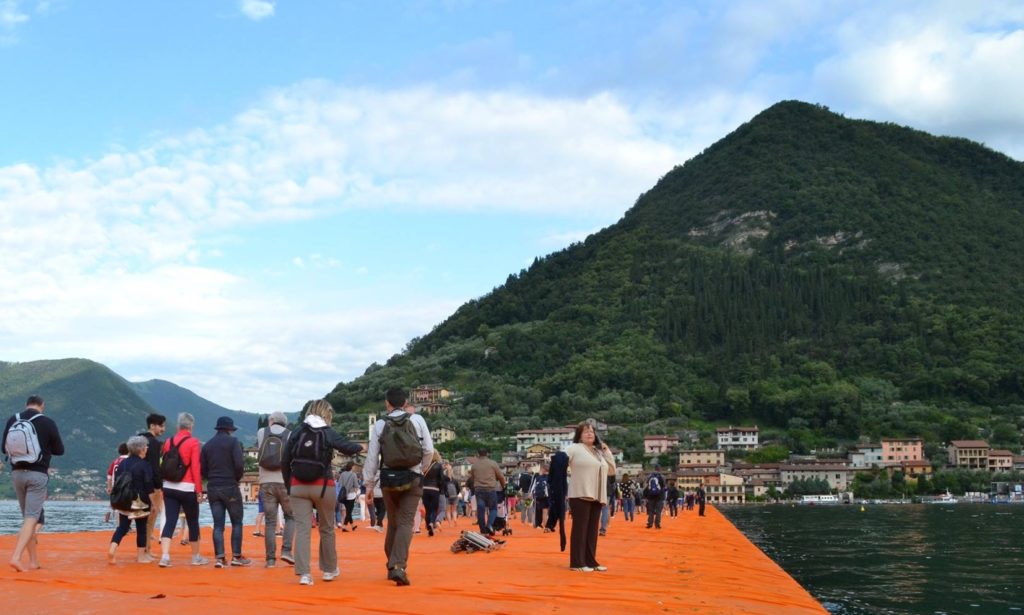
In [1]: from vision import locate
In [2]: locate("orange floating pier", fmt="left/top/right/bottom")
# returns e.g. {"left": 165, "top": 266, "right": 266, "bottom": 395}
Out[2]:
{"left": 1, "top": 506, "right": 825, "bottom": 614}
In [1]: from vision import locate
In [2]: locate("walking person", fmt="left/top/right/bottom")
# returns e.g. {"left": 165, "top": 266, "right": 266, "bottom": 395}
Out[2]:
{"left": 107, "top": 436, "right": 155, "bottom": 564}
{"left": 666, "top": 480, "right": 680, "bottom": 518}
{"left": 104, "top": 442, "right": 129, "bottom": 523}
{"left": 469, "top": 449, "right": 506, "bottom": 535}
{"left": 337, "top": 462, "right": 360, "bottom": 532}
{"left": 444, "top": 466, "right": 459, "bottom": 527}
{"left": 159, "top": 412, "right": 207, "bottom": 567}
{"left": 696, "top": 483, "right": 707, "bottom": 517}
{"left": 565, "top": 421, "right": 616, "bottom": 572}
{"left": 138, "top": 413, "right": 166, "bottom": 553}
{"left": 644, "top": 464, "right": 666, "bottom": 530}
{"left": 619, "top": 474, "right": 637, "bottom": 522}
{"left": 367, "top": 473, "right": 385, "bottom": 532}
{"left": 201, "top": 417, "right": 251, "bottom": 568}
{"left": 281, "top": 399, "right": 363, "bottom": 586}
{"left": 531, "top": 465, "right": 550, "bottom": 530}
{"left": 518, "top": 470, "right": 534, "bottom": 526}
{"left": 599, "top": 473, "right": 617, "bottom": 536}
{"left": 421, "top": 451, "right": 444, "bottom": 537}
{"left": 256, "top": 411, "right": 295, "bottom": 567}
{"left": 3, "top": 395, "right": 64, "bottom": 572}
{"left": 362, "top": 387, "right": 434, "bottom": 586}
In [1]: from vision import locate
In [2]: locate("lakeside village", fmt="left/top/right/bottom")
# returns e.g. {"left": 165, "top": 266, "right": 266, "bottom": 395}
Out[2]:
{"left": 43, "top": 384, "right": 1024, "bottom": 505}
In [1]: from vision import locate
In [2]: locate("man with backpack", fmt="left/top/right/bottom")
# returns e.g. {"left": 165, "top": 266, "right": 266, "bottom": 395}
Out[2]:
{"left": 256, "top": 411, "right": 294, "bottom": 567}
{"left": 644, "top": 464, "right": 666, "bottom": 530}
{"left": 3, "top": 395, "right": 64, "bottom": 572}
{"left": 362, "top": 387, "right": 434, "bottom": 586}
{"left": 138, "top": 413, "right": 166, "bottom": 555}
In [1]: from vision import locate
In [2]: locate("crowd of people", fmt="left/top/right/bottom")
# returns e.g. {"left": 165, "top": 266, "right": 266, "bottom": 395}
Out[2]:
{"left": 3, "top": 391, "right": 707, "bottom": 584}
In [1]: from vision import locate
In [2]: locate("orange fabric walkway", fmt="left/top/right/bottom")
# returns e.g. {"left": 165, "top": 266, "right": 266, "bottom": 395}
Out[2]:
{"left": 1, "top": 506, "right": 825, "bottom": 614}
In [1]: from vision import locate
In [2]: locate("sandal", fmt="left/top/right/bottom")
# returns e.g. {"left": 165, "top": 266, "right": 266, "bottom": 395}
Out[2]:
{"left": 179, "top": 539, "right": 188, "bottom": 546}
{"left": 252, "top": 531, "right": 264, "bottom": 537}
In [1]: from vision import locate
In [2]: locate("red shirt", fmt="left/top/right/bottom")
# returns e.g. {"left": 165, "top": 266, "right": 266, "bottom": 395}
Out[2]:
{"left": 162, "top": 430, "right": 203, "bottom": 496}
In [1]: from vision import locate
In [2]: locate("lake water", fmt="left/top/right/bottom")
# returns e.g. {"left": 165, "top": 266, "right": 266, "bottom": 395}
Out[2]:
{"left": 722, "top": 504, "right": 1024, "bottom": 615}
{"left": 0, "top": 499, "right": 263, "bottom": 534}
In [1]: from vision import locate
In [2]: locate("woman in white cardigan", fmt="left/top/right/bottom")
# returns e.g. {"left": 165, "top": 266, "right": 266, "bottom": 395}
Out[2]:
{"left": 564, "top": 421, "right": 616, "bottom": 572}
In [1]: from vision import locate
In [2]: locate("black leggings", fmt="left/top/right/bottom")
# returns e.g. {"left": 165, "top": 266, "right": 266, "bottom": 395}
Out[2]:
{"left": 111, "top": 513, "right": 147, "bottom": 548}
{"left": 342, "top": 498, "right": 355, "bottom": 525}
{"left": 161, "top": 488, "right": 200, "bottom": 542}
{"left": 423, "top": 489, "right": 441, "bottom": 527}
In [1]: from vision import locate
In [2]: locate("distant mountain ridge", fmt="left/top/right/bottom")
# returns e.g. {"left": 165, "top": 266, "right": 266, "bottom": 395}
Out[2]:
{"left": 0, "top": 359, "right": 257, "bottom": 477}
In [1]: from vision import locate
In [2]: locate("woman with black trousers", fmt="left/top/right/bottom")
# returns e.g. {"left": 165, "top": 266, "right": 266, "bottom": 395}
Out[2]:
{"left": 108, "top": 435, "right": 155, "bottom": 564}
{"left": 564, "top": 421, "right": 616, "bottom": 573}
{"left": 421, "top": 451, "right": 444, "bottom": 536}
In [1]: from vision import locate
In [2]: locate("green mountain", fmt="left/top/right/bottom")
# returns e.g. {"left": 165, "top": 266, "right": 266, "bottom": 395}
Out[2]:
{"left": 323, "top": 101, "right": 1024, "bottom": 460}
{"left": 129, "top": 379, "right": 258, "bottom": 445}
{"left": 0, "top": 359, "right": 258, "bottom": 494}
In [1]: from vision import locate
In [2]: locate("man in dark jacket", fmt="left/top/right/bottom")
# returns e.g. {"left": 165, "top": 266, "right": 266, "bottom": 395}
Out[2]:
{"left": 3, "top": 395, "right": 64, "bottom": 572}
{"left": 645, "top": 464, "right": 666, "bottom": 529}
{"left": 200, "top": 416, "right": 249, "bottom": 567}
{"left": 138, "top": 413, "right": 166, "bottom": 555}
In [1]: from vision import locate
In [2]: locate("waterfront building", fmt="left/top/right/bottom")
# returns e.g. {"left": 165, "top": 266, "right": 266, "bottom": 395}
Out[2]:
{"left": 716, "top": 425, "right": 759, "bottom": 450}
{"left": 678, "top": 448, "right": 726, "bottom": 468}
{"left": 239, "top": 471, "right": 260, "bottom": 503}
{"left": 705, "top": 473, "right": 746, "bottom": 504}
{"left": 895, "top": 459, "right": 933, "bottom": 477}
{"left": 644, "top": 434, "right": 680, "bottom": 455}
{"left": 780, "top": 463, "right": 853, "bottom": 491}
{"left": 989, "top": 449, "right": 1014, "bottom": 472}
{"left": 881, "top": 437, "right": 924, "bottom": 463}
{"left": 848, "top": 443, "right": 883, "bottom": 468}
{"left": 1013, "top": 455, "right": 1024, "bottom": 471}
{"left": 732, "top": 463, "right": 783, "bottom": 490}
{"left": 515, "top": 427, "right": 574, "bottom": 452}
{"left": 674, "top": 468, "right": 720, "bottom": 492}
{"left": 947, "top": 440, "right": 991, "bottom": 470}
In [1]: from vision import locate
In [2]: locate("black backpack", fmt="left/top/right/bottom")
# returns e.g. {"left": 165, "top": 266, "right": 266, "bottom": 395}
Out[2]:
{"left": 109, "top": 464, "right": 135, "bottom": 511}
{"left": 160, "top": 435, "right": 191, "bottom": 482}
{"left": 289, "top": 426, "right": 329, "bottom": 482}
{"left": 533, "top": 476, "right": 549, "bottom": 499}
{"left": 646, "top": 474, "right": 663, "bottom": 498}
{"left": 257, "top": 427, "right": 290, "bottom": 471}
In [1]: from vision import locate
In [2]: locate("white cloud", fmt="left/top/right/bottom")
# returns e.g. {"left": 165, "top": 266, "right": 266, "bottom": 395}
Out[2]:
{"left": 0, "top": 84, "right": 726, "bottom": 410}
{"left": 813, "top": 2, "right": 1024, "bottom": 157}
{"left": 239, "top": 0, "right": 274, "bottom": 21}
{"left": 0, "top": 0, "right": 29, "bottom": 45}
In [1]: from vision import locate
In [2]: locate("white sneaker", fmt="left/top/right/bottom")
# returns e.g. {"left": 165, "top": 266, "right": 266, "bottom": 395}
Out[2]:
{"left": 323, "top": 568, "right": 340, "bottom": 582}
{"left": 299, "top": 574, "right": 314, "bottom": 586}
{"left": 191, "top": 555, "right": 209, "bottom": 566}
{"left": 571, "top": 566, "right": 594, "bottom": 572}
{"left": 159, "top": 556, "right": 171, "bottom": 568}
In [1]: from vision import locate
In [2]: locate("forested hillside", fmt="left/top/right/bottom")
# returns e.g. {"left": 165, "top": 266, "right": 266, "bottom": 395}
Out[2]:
{"left": 326, "top": 101, "right": 1024, "bottom": 461}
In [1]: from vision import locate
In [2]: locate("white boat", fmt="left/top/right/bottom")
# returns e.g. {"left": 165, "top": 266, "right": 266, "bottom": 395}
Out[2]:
{"left": 798, "top": 494, "right": 840, "bottom": 505}
{"left": 930, "top": 490, "right": 957, "bottom": 504}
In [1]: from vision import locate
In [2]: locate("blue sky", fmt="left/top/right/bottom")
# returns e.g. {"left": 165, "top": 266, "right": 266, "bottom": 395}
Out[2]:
{"left": 2, "top": 0, "right": 1022, "bottom": 412}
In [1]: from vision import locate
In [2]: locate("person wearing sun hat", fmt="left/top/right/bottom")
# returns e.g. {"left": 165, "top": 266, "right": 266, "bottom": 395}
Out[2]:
{"left": 201, "top": 416, "right": 251, "bottom": 568}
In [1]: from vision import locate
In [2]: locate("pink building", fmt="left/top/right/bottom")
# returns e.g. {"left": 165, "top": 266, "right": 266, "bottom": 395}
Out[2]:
{"left": 644, "top": 435, "right": 680, "bottom": 455}
{"left": 881, "top": 437, "right": 923, "bottom": 464}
